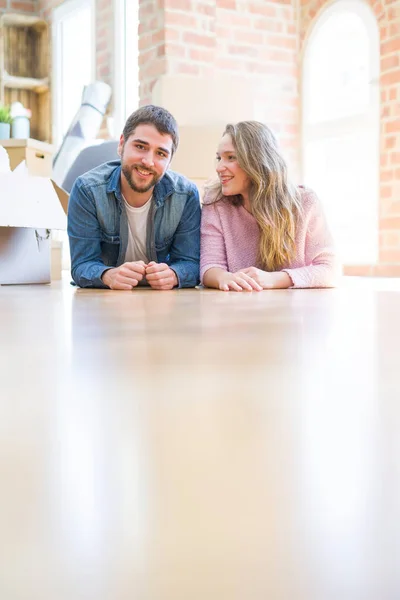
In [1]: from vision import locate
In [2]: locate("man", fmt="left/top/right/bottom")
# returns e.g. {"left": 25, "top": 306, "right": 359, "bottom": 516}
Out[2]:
{"left": 67, "top": 105, "right": 201, "bottom": 289}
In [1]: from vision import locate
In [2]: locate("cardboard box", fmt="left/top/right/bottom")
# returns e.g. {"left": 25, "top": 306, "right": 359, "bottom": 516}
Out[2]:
{"left": 0, "top": 138, "right": 54, "bottom": 177}
{"left": 0, "top": 163, "right": 68, "bottom": 285}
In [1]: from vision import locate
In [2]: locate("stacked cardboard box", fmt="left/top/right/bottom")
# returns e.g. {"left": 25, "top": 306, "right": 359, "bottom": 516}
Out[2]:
{"left": 0, "top": 142, "right": 68, "bottom": 285}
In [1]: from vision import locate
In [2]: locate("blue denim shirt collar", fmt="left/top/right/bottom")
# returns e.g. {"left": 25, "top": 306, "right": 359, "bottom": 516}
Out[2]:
{"left": 106, "top": 160, "right": 175, "bottom": 207}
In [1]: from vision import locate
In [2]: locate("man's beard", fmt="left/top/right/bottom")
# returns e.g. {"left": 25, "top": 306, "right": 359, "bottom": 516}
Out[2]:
{"left": 122, "top": 163, "right": 161, "bottom": 194}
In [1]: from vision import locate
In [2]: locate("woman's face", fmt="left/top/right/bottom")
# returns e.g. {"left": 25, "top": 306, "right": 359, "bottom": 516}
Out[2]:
{"left": 216, "top": 134, "right": 251, "bottom": 199}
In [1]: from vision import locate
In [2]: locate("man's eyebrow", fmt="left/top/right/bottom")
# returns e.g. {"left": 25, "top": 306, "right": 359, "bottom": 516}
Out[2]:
{"left": 132, "top": 138, "right": 170, "bottom": 155}
{"left": 158, "top": 146, "right": 170, "bottom": 155}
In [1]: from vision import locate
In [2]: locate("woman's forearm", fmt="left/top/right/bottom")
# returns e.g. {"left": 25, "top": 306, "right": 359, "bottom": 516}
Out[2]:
{"left": 202, "top": 267, "right": 227, "bottom": 289}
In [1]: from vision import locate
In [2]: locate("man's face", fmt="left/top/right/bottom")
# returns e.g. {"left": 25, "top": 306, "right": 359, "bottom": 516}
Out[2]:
{"left": 118, "top": 124, "right": 174, "bottom": 194}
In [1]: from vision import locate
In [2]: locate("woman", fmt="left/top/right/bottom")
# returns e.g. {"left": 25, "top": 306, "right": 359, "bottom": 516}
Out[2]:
{"left": 200, "top": 121, "right": 340, "bottom": 291}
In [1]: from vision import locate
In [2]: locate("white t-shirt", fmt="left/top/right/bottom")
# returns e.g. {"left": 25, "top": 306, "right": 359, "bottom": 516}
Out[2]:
{"left": 123, "top": 195, "right": 152, "bottom": 263}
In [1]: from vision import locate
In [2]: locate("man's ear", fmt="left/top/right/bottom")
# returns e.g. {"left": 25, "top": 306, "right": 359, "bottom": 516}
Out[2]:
{"left": 117, "top": 134, "right": 125, "bottom": 157}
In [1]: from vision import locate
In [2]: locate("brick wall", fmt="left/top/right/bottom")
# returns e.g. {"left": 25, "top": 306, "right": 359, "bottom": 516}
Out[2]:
{"left": 138, "top": 0, "right": 300, "bottom": 174}
{"left": 139, "top": 0, "right": 166, "bottom": 105}
{"left": 300, "top": 0, "right": 400, "bottom": 275}
{"left": 0, "top": 1, "right": 37, "bottom": 12}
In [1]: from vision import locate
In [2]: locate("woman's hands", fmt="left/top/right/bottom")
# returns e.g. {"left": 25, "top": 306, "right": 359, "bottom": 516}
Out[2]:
{"left": 217, "top": 267, "right": 293, "bottom": 291}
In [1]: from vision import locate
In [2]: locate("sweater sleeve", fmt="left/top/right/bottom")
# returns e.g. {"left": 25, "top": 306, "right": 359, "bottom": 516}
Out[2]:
{"left": 282, "top": 190, "right": 341, "bottom": 288}
{"left": 200, "top": 203, "right": 228, "bottom": 283}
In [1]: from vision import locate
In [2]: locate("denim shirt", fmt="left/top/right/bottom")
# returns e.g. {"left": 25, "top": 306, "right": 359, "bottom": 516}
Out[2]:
{"left": 67, "top": 160, "right": 201, "bottom": 288}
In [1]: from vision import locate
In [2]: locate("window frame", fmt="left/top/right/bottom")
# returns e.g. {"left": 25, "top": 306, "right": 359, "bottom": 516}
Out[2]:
{"left": 52, "top": 0, "right": 96, "bottom": 147}
{"left": 301, "top": 0, "right": 380, "bottom": 265}
{"left": 113, "top": 0, "right": 139, "bottom": 138}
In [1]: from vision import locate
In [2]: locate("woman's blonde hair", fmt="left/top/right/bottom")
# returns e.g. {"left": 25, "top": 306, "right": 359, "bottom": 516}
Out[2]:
{"left": 205, "top": 121, "right": 303, "bottom": 271}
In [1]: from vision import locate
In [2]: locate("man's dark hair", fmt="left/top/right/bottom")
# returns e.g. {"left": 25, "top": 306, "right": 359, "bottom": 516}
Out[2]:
{"left": 122, "top": 105, "right": 179, "bottom": 154}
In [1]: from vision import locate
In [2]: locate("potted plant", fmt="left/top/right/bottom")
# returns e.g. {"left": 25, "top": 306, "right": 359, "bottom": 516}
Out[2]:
{"left": 0, "top": 105, "right": 12, "bottom": 140}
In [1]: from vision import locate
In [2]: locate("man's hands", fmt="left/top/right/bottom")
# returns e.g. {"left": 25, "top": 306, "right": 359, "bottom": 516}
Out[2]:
{"left": 145, "top": 262, "right": 178, "bottom": 290}
{"left": 101, "top": 261, "right": 178, "bottom": 291}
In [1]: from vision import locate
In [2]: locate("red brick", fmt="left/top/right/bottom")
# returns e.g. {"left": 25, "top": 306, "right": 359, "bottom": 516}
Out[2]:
{"left": 140, "top": 3, "right": 155, "bottom": 18}
{"left": 381, "top": 70, "right": 400, "bottom": 86}
{"left": 387, "top": 6, "right": 399, "bottom": 19}
{"left": 96, "top": 40, "right": 108, "bottom": 53}
{"left": 386, "top": 121, "right": 400, "bottom": 134}
{"left": 152, "top": 29, "right": 165, "bottom": 44}
{"left": 389, "top": 23, "right": 400, "bottom": 37}
{"left": 372, "top": 0, "right": 385, "bottom": 20}
{"left": 165, "top": 10, "right": 197, "bottom": 27}
{"left": 189, "top": 48, "right": 215, "bottom": 63}
{"left": 183, "top": 32, "right": 215, "bottom": 47}
{"left": 217, "top": 0, "right": 237, "bottom": 8}
{"left": 267, "top": 35, "right": 297, "bottom": 50}
{"left": 157, "top": 43, "right": 166, "bottom": 57}
{"left": 216, "top": 57, "right": 244, "bottom": 71}
{"left": 175, "top": 62, "right": 200, "bottom": 75}
{"left": 215, "top": 25, "right": 232, "bottom": 39}
{"left": 389, "top": 88, "right": 397, "bottom": 101}
{"left": 220, "top": 13, "right": 251, "bottom": 27}
{"left": 141, "top": 57, "right": 167, "bottom": 78}
{"left": 381, "top": 169, "right": 394, "bottom": 182}
{"left": 262, "top": 49, "right": 295, "bottom": 62}
{"left": 139, "top": 18, "right": 159, "bottom": 35}
{"left": 380, "top": 217, "right": 400, "bottom": 230}
{"left": 383, "top": 200, "right": 400, "bottom": 217}
{"left": 381, "top": 55, "right": 399, "bottom": 71}
{"left": 254, "top": 18, "right": 284, "bottom": 33}
{"left": 234, "top": 30, "right": 264, "bottom": 45}
{"left": 199, "top": 65, "right": 217, "bottom": 78}
{"left": 391, "top": 152, "right": 400, "bottom": 165}
{"left": 164, "top": 0, "right": 192, "bottom": 9}
{"left": 196, "top": 2, "right": 215, "bottom": 16}
{"left": 373, "top": 265, "right": 400, "bottom": 277}
{"left": 248, "top": 2, "right": 277, "bottom": 17}
{"left": 139, "top": 49, "right": 156, "bottom": 66}
{"left": 10, "top": 1, "right": 35, "bottom": 10}
{"left": 380, "top": 250, "right": 400, "bottom": 263}
{"left": 229, "top": 45, "right": 259, "bottom": 57}
{"left": 166, "top": 42, "right": 187, "bottom": 57}
{"left": 98, "top": 65, "right": 110, "bottom": 78}
{"left": 343, "top": 265, "right": 373, "bottom": 276}
{"left": 164, "top": 27, "right": 180, "bottom": 42}
{"left": 381, "top": 185, "right": 393, "bottom": 198}
{"left": 382, "top": 38, "right": 400, "bottom": 55}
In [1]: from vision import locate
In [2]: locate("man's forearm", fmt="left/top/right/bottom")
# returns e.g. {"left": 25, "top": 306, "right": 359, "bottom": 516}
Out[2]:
{"left": 71, "top": 260, "right": 110, "bottom": 288}
{"left": 169, "top": 260, "right": 200, "bottom": 288}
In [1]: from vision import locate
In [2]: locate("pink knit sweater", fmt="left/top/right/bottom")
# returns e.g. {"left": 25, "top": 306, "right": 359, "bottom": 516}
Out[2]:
{"left": 200, "top": 187, "right": 340, "bottom": 288}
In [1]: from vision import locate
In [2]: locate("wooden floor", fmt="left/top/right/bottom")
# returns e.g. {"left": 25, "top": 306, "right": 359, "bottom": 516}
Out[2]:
{"left": 1, "top": 276, "right": 400, "bottom": 600}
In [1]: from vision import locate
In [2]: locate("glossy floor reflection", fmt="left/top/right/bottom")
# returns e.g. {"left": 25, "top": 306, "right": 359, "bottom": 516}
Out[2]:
{"left": 0, "top": 277, "right": 399, "bottom": 599}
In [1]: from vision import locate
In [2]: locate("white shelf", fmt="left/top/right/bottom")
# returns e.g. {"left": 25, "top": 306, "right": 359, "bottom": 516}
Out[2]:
{"left": 1, "top": 14, "right": 46, "bottom": 27}
{"left": 3, "top": 74, "right": 49, "bottom": 94}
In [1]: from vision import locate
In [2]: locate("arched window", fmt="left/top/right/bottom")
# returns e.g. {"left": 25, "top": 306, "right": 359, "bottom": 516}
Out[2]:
{"left": 302, "top": 0, "right": 380, "bottom": 265}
